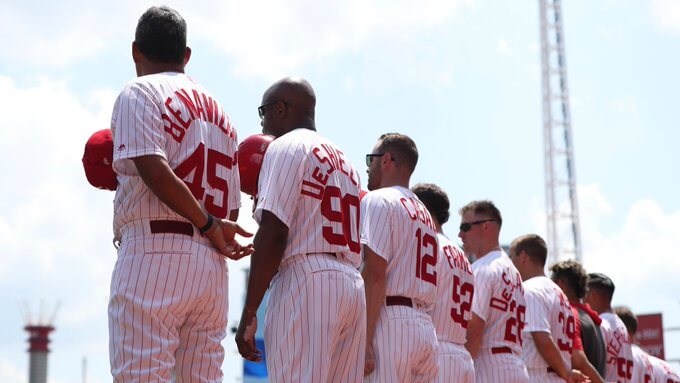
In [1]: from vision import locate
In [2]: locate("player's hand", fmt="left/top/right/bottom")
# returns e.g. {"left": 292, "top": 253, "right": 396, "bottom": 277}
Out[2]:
{"left": 568, "top": 369, "right": 590, "bottom": 383}
{"left": 204, "top": 219, "right": 254, "bottom": 259}
{"left": 235, "top": 313, "right": 261, "bottom": 362}
{"left": 363, "top": 345, "right": 376, "bottom": 376}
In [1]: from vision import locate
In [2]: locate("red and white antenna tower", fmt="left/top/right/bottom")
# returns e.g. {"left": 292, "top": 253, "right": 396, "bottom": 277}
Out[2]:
{"left": 539, "top": 0, "right": 583, "bottom": 265}
{"left": 19, "top": 300, "right": 60, "bottom": 383}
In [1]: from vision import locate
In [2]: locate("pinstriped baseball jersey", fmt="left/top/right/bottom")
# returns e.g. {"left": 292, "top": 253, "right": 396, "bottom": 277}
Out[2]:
{"left": 631, "top": 344, "right": 654, "bottom": 383}
{"left": 360, "top": 186, "right": 439, "bottom": 308}
{"left": 649, "top": 353, "right": 680, "bottom": 383}
{"left": 112, "top": 72, "right": 241, "bottom": 231}
{"left": 429, "top": 233, "right": 474, "bottom": 344}
{"left": 521, "top": 276, "right": 574, "bottom": 373}
{"left": 471, "top": 250, "right": 527, "bottom": 355}
{"left": 599, "top": 312, "right": 634, "bottom": 383}
{"left": 108, "top": 71, "right": 241, "bottom": 383}
{"left": 254, "top": 128, "right": 362, "bottom": 267}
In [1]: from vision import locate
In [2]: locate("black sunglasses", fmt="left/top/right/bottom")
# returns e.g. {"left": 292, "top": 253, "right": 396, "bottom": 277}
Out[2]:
{"left": 258, "top": 101, "right": 290, "bottom": 120}
{"left": 459, "top": 219, "right": 497, "bottom": 232}
{"left": 365, "top": 153, "right": 385, "bottom": 166}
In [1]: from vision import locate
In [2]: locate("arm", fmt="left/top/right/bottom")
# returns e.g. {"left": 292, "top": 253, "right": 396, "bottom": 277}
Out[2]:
{"left": 361, "top": 245, "right": 387, "bottom": 376}
{"left": 572, "top": 349, "right": 604, "bottom": 383}
{"left": 134, "top": 155, "right": 252, "bottom": 257}
{"left": 235, "top": 210, "right": 288, "bottom": 361}
{"left": 134, "top": 155, "right": 209, "bottom": 227}
{"left": 465, "top": 313, "right": 485, "bottom": 358}
{"left": 532, "top": 332, "right": 572, "bottom": 381}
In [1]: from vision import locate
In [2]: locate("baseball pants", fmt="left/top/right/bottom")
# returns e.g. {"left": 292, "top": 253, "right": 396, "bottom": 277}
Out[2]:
{"left": 474, "top": 352, "right": 529, "bottom": 383}
{"left": 365, "top": 305, "right": 438, "bottom": 383}
{"left": 527, "top": 368, "right": 566, "bottom": 382}
{"left": 109, "top": 226, "right": 228, "bottom": 383}
{"left": 264, "top": 253, "right": 366, "bottom": 383}
{"left": 437, "top": 341, "right": 474, "bottom": 383}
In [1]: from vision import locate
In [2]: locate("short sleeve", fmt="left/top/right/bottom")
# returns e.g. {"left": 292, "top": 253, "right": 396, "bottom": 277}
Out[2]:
{"left": 112, "top": 81, "right": 166, "bottom": 176}
{"left": 360, "top": 192, "right": 392, "bottom": 261}
{"left": 471, "top": 266, "right": 492, "bottom": 321}
{"left": 254, "top": 139, "right": 305, "bottom": 228}
{"left": 523, "top": 287, "right": 550, "bottom": 333}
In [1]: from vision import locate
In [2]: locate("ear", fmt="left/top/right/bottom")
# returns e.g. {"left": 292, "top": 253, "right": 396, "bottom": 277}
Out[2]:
{"left": 184, "top": 46, "right": 192, "bottom": 65}
{"left": 132, "top": 42, "right": 142, "bottom": 63}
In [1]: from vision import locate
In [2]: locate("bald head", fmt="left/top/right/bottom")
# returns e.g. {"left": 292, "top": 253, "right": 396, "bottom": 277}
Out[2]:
{"left": 260, "top": 77, "right": 316, "bottom": 137}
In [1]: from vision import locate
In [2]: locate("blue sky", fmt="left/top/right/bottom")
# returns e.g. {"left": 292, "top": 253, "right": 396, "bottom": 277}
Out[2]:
{"left": 1, "top": 0, "right": 679, "bottom": 382}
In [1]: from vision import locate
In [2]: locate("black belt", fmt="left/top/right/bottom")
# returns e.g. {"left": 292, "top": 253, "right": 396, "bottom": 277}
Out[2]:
{"left": 491, "top": 346, "right": 512, "bottom": 355}
{"left": 386, "top": 296, "right": 413, "bottom": 307}
{"left": 547, "top": 367, "right": 556, "bottom": 374}
{"left": 150, "top": 220, "right": 194, "bottom": 236}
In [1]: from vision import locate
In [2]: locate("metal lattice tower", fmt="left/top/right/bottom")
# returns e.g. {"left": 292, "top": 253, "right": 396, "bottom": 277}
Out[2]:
{"left": 539, "top": 0, "right": 582, "bottom": 264}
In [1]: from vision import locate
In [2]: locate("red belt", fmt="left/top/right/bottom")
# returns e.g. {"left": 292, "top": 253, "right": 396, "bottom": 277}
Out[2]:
{"left": 150, "top": 220, "right": 194, "bottom": 236}
{"left": 386, "top": 296, "right": 413, "bottom": 307}
{"left": 491, "top": 346, "right": 513, "bottom": 355}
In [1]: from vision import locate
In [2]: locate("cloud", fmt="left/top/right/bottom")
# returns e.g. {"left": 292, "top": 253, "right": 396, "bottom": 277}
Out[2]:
{"left": 650, "top": 0, "right": 680, "bottom": 33}
{"left": 0, "top": 358, "right": 23, "bottom": 383}
{"left": 575, "top": 186, "right": 680, "bottom": 320}
{"left": 0, "top": 0, "right": 472, "bottom": 78}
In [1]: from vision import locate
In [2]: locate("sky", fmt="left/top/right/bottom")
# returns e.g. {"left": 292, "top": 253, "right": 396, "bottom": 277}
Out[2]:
{"left": 1, "top": 0, "right": 679, "bottom": 382}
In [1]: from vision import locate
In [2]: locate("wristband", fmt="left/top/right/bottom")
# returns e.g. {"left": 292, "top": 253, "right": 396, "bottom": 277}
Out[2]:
{"left": 199, "top": 215, "right": 214, "bottom": 236}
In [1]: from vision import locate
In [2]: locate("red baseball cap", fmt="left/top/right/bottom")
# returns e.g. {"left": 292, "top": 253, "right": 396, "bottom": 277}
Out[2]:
{"left": 82, "top": 129, "right": 117, "bottom": 191}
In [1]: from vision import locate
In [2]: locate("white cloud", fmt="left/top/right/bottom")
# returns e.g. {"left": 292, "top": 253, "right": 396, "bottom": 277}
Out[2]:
{"left": 651, "top": 0, "right": 680, "bottom": 33}
{"left": 0, "top": 0, "right": 472, "bottom": 78}
{"left": 575, "top": 186, "right": 680, "bottom": 327}
{"left": 0, "top": 358, "right": 23, "bottom": 383}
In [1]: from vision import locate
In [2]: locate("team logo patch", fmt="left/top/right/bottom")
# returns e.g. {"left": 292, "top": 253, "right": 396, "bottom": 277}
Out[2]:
{"left": 118, "top": 144, "right": 126, "bottom": 151}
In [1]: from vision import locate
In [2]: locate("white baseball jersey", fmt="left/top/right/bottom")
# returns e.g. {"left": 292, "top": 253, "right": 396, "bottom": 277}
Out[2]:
{"left": 429, "top": 234, "right": 475, "bottom": 383}
{"left": 471, "top": 250, "right": 528, "bottom": 383}
{"left": 429, "top": 234, "right": 475, "bottom": 344}
{"left": 108, "top": 72, "right": 240, "bottom": 382}
{"left": 600, "top": 312, "right": 635, "bottom": 383}
{"left": 631, "top": 344, "right": 654, "bottom": 383}
{"left": 254, "top": 128, "right": 366, "bottom": 382}
{"left": 649, "top": 354, "right": 680, "bottom": 383}
{"left": 361, "top": 186, "right": 440, "bottom": 383}
{"left": 522, "top": 276, "right": 574, "bottom": 379}
{"left": 254, "top": 128, "right": 362, "bottom": 267}
{"left": 471, "top": 250, "right": 527, "bottom": 355}
{"left": 112, "top": 72, "right": 240, "bottom": 233}
{"left": 360, "top": 186, "right": 439, "bottom": 308}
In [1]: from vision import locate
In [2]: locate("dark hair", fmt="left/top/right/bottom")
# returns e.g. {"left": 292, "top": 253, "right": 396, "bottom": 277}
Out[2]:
{"left": 458, "top": 200, "right": 502, "bottom": 228}
{"left": 549, "top": 260, "right": 588, "bottom": 299}
{"left": 412, "top": 183, "right": 450, "bottom": 225}
{"left": 135, "top": 6, "right": 187, "bottom": 64}
{"left": 587, "top": 272, "right": 615, "bottom": 302}
{"left": 613, "top": 306, "right": 638, "bottom": 336}
{"left": 512, "top": 234, "right": 547, "bottom": 266}
{"left": 378, "top": 133, "right": 418, "bottom": 173}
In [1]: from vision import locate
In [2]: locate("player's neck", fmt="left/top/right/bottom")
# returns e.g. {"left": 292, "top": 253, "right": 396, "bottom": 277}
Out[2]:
{"left": 523, "top": 269, "right": 545, "bottom": 281}
{"left": 477, "top": 242, "right": 501, "bottom": 258}
{"left": 138, "top": 62, "right": 185, "bottom": 76}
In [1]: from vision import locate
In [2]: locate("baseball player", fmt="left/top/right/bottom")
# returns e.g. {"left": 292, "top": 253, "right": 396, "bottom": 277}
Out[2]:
{"left": 585, "top": 273, "right": 634, "bottom": 383}
{"left": 550, "top": 260, "right": 606, "bottom": 383}
{"left": 361, "top": 134, "right": 439, "bottom": 382}
{"left": 235, "top": 78, "right": 366, "bottom": 383}
{"left": 613, "top": 306, "right": 656, "bottom": 383}
{"left": 649, "top": 355, "right": 680, "bottom": 383}
{"left": 458, "top": 200, "right": 529, "bottom": 383}
{"left": 412, "top": 183, "right": 475, "bottom": 383}
{"left": 509, "top": 235, "right": 588, "bottom": 382}
{"left": 107, "top": 7, "right": 252, "bottom": 382}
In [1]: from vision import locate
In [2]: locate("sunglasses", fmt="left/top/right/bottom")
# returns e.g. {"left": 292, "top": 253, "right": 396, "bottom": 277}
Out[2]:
{"left": 365, "top": 153, "right": 385, "bottom": 166}
{"left": 257, "top": 101, "right": 290, "bottom": 120}
{"left": 459, "top": 219, "right": 497, "bottom": 232}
